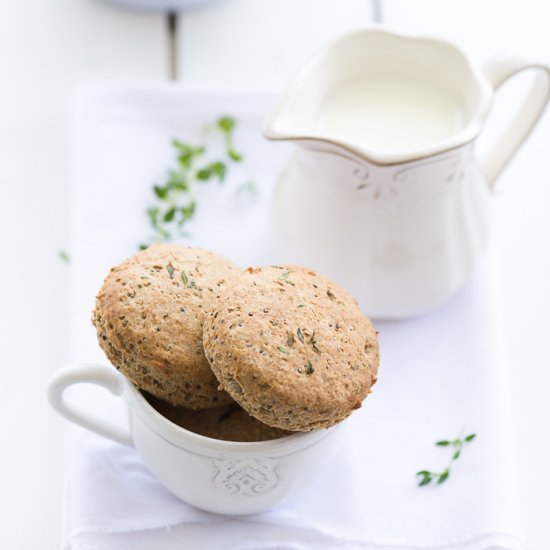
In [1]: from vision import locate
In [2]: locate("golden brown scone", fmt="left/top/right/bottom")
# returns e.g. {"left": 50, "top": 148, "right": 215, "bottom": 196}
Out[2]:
{"left": 203, "top": 265, "right": 379, "bottom": 431}
{"left": 93, "top": 244, "right": 239, "bottom": 409}
{"left": 143, "top": 392, "right": 292, "bottom": 442}
{"left": 280, "top": 265, "right": 363, "bottom": 317}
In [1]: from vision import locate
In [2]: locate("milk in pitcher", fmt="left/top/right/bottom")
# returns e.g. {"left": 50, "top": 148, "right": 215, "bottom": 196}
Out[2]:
{"left": 315, "top": 74, "right": 464, "bottom": 152}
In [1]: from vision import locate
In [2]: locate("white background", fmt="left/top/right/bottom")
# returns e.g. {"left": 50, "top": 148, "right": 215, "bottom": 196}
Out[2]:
{"left": 0, "top": 0, "right": 548, "bottom": 548}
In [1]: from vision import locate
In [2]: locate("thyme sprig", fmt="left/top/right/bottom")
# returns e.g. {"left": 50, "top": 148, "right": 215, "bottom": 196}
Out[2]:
{"left": 416, "top": 432, "right": 476, "bottom": 486}
{"left": 140, "top": 116, "right": 247, "bottom": 249}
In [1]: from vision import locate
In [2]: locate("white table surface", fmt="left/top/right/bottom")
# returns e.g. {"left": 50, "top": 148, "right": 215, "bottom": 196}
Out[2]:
{"left": 0, "top": 1, "right": 548, "bottom": 549}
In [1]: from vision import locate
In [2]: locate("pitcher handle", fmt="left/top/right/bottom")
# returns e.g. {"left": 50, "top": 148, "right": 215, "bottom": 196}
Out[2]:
{"left": 481, "top": 55, "right": 550, "bottom": 188}
{"left": 47, "top": 363, "right": 134, "bottom": 447}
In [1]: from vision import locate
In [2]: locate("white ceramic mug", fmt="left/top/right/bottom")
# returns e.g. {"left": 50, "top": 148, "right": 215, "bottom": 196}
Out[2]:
{"left": 47, "top": 363, "right": 342, "bottom": 515}
{"left": 264, "top": 28, "right": 550, "bottom": 319}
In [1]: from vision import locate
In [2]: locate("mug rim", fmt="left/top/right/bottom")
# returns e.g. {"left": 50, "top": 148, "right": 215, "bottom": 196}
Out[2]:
{"left": 122, "top": 377, "right": 338, "bottom": 456}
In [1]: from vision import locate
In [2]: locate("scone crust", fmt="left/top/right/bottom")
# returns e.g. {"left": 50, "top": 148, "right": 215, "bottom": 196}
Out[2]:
{"left": 203, "top": 265, "right": 379, "bottom": 431}
{"left": 93, "top": 244, "right": 239, "bottom": 409}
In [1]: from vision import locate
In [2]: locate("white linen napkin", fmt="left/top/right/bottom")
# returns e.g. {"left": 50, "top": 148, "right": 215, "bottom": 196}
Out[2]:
{"left": 64, "top": 83, "right": 522, "bottom": 550}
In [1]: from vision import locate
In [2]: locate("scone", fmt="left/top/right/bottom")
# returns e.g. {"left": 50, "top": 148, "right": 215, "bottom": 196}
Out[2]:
{"left": 203, "top": 265, "right": 379, "bottom": 431}
{"left": 93, "top": 244, "right": 239, "bottom": 409}
{"left": 144, "top": 392, "right": 292, "bottom": 442}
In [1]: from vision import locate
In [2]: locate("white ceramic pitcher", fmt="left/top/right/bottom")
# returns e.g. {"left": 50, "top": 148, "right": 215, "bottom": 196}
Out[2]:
{"left": 263, "top": 28, "right": 550, "bottom": 319}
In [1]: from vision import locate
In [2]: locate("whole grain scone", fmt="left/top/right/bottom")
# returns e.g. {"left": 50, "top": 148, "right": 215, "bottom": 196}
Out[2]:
{"left": 203, "top": 265, "right": 379, "bottom": 431}
{"left": 93, "top": 244, "right": 240, "bottom": 409}
{"left": 143, "top": 392, "right": 292, "bottom": 442}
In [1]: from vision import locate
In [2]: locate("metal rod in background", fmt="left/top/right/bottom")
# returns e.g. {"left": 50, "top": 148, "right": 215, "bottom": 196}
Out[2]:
{"left": 167, "top": 11, "right": 179, "bottom": 80}
{"left": 371, "top": 0, "right": 383, "bottom": 23}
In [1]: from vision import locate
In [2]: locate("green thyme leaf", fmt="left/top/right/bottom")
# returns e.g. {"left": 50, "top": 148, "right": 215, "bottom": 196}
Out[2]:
{"left": 436, "top": 440, "right": 450, "bottom": 446}
{"left": 196, "top": 168, "right": 212, "bottom": 181}
{"left": 154, "top": 185, "right": 168, "bottom": 199}
{"left": 210, "top": 161, "right": 226, "bottom": 181}
{"left": 287, "top": 333, "right": 295, "bottom": 347}
{"left": 416, "top": 471, "right": 433, "bottom": 486}
{"left": 181, "top": 270, "right": 196, "bottom": 289}
{"left": 464, "top": 433, "right": 476, "bottom": 442}
{"left": 197, "top": 161, "right": 227, "bottom": 182}
{"left": 296, "top": 328, "right": 305, "bottom": 344}
{"left": 166, "top": 263, "right": 175, "bottom": 279}
{"left": 309, "top": 332, "right": 320, "bottom": 354}
{"left": 58, "top": 250, "right": 70, "bottom": 263}
{"left": 180, "top": 201, "right": 196, "bottom": 220}
{"left": 278, "top": 346, "right": 289, "bottom": 355}
{"left": 173, "top": 141, "right": 205, "bottom": 169}
{"left": 305, "top": 362, "right": 314, "bottom": 375}
{"left": 167, "top": 170, "right": 188, "bottom": 191}
{"left": 157, "top": 226, "right": 171, "bottom": 240}
{"left": 217, "top": 116, "right": 235, "bottom": 133}
{"left": 164, "top": 206, "right": 176, "bottom": 222}
{"left": 228, "top": 148, "right": 242, "bottom": 162}
{"left": 147, "top": 206, "right": 160, "bottom": 226}
{"left": 437, "top": 471, "right": 450, "bottom": 484}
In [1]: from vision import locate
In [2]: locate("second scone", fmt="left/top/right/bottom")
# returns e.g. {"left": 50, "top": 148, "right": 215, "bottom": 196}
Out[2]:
{"left": 93, "top": 244, "right": 239, "bottom": 409}
{"left": 143, "top": 393, "right": 292, "bottom": 442}
{"left": 203, "top": 265, "right": 379, "bottom": 431}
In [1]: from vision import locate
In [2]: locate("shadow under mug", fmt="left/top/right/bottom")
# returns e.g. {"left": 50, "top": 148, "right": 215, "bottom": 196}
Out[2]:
{"left": 47, "top": 363, "right": 342, "bottom": 515}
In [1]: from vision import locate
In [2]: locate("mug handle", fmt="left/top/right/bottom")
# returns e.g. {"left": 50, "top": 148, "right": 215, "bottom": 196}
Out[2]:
{"left": 481, "top": 55, "right": 550, "bottom": 188}
{"left": 47, "top": 363, "right": 134, "bottom": 447}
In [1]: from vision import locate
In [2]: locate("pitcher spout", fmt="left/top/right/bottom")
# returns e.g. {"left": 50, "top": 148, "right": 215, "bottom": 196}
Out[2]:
{"left": 262, "top": 80, "right": 319, "bottom": 143}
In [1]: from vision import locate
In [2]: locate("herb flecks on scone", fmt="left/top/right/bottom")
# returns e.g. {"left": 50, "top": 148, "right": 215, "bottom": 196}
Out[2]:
{"left": 203, "top": 266, "right": 379, "bottom": 431}
{"left": 92, "top": 244, "right": 240, "bottom": 409}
